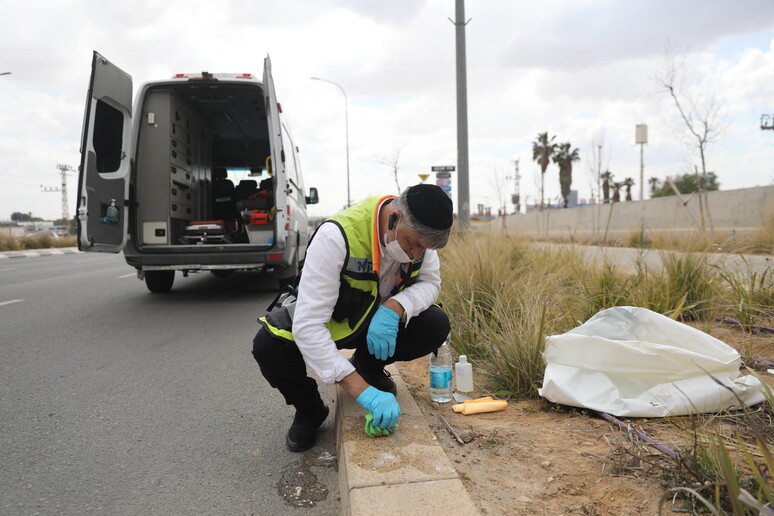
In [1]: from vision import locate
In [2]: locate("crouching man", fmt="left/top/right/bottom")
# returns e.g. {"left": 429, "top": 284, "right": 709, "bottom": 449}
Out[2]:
{"left": 252, "top": 184, "right": 453, "bottom": 451}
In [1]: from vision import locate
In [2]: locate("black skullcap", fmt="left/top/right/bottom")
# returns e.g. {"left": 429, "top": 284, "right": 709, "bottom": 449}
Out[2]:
{"left": 406, "top": 184, "right": 453, "bottom": 230}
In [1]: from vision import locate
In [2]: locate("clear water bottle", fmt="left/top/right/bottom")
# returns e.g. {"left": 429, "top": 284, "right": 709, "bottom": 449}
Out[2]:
{"left": 429, "top": 335, "right": 453, "bottom": 403}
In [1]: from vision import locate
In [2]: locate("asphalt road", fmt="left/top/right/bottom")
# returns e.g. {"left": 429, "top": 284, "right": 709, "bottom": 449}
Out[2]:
{"left": 0, "top": 253, "right": 339, "bottom": 515}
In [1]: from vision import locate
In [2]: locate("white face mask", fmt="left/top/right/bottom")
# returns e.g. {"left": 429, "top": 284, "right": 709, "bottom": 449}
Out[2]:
{"left": 385, "top": 218, "right": 412, "bottom": 262}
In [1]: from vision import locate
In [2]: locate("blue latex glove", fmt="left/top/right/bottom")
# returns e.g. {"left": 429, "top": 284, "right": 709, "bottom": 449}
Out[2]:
{"left": 356, "top": 386, "right": 401, "bottom": 430}
{"left": 367, "top": 305, "right": 400, "bottom": 361}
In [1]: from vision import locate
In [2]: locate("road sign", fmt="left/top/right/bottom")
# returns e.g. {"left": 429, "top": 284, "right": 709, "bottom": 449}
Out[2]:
{"left": 431, "top": 165, "right": 455, "bottom": 172}
{"left": 418, "top": 174, "right": 430, "bottom": 182}
{"left": 435, "top": 172, "right": 451, "bottom": 179}
{"left": 439, "top": 185, "right": 452, "bottom": 192}
{"left": 436, "top": 178, "right": 451, "bottom": 186}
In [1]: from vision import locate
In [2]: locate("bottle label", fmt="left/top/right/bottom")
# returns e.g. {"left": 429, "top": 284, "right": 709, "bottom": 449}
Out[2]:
{"left": 430, "top": 370, "right": 452, "bottom": 389}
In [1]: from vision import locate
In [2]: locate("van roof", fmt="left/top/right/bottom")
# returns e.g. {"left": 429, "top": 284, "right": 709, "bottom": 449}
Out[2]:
{"left": 170, "top": 72, "right": 258, "bottom": 81}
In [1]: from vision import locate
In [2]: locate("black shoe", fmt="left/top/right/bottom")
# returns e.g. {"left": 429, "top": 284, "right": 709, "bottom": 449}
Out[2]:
{"left": 286, "top": 397, "right": 329, "bottom": 453}
{"left": 349, "top": 355, "right": 398, "bottom": 396}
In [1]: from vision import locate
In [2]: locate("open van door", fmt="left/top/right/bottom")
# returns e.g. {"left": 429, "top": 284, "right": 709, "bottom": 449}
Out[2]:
{"left": 263, "top": 55, "right": 287, "bottom": 247}
{"left": 76, "top": 51, "right": 132, "bottom": 252}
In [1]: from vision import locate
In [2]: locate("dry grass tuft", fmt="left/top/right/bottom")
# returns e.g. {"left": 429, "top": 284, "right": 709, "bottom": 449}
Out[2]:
{"left": 0, "top": 234, "right": 76, "bottom": 251}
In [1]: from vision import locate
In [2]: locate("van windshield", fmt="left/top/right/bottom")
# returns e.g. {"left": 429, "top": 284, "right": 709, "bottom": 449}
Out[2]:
{"left": 225, "top": 167, "right": 266, "bottom": 185}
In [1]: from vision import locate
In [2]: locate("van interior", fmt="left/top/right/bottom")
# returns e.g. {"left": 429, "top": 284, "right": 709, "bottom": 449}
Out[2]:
{"left": 134, "top": 81, "right": 276, "bottom": 248}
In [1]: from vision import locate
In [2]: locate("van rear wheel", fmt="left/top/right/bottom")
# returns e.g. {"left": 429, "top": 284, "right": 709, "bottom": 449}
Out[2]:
{"left": 145, "top": 270, "right": 175, "bottom": 293}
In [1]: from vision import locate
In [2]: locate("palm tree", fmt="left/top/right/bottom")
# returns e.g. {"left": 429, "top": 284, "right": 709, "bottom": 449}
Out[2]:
{"left": 612, "top": 181, "right": 623, "bottom": 203}
{"left": 552, "top": 142, "right": 580, "bottom": 208}
{"left": 623, "top": 177, "right": 634, "bottom": 201}
{"left": 600, "top": 171, "right": 613, "bottom": 203}
{"left": 531, "top": 132, "right": 557, "bottom": 210}
{"left": 648, "top": 177, "right": 660, "bottom": 198}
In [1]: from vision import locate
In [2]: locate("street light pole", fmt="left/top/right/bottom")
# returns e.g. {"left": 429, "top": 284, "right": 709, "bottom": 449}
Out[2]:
{"left": 311, "top": 77, "right": 350, "bottom": 208}
{"left": 0, "top": 72, "right": 11, "bottom": 76}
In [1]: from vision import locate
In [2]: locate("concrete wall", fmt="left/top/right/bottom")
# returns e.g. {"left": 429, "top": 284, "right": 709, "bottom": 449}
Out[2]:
{"left": 479, "top": 185, "right": 774, "bottom": 240}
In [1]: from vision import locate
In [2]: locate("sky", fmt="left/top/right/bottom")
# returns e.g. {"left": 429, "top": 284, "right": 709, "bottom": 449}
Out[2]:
{"left": 2, "top": 0, "right": 774, "bottom": 222}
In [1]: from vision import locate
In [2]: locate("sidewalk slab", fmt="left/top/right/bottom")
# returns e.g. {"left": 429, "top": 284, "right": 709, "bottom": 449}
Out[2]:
{"left": 349, "top": 479, "right": 478, "bottom": 516}
{"left": 336, "top": 364, "right": 478, "bottom": 515}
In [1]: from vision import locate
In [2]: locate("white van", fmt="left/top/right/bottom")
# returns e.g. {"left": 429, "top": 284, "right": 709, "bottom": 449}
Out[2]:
{"left": 76, "top": 52, "right": 318, "bottom": 292}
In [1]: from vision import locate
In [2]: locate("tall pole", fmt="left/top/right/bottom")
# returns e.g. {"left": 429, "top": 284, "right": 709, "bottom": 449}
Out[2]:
{"left": 56, "top": 164, "right": 73, "bottom": 223}
{"left": 311, "top": 77, "right": 350, "bottom": 207}
{"left": 42, "top": 164, "right": 73, "bottom": 233}
{"left": 639, "top": 143, "right": 644, "bottom": 201}
{"left": 451, "top": 0, "right": 470, "bottom": 231}
{"left": 507, "top": 159, "right": 520, "bottom": 213}
{"left": 635, "top": 124, "right": 647, "bottom": 201}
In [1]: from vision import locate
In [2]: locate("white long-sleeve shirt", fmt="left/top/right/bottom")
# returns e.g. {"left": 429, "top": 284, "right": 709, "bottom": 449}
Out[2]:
{"left": 290, "top": 201, "right": 442, "bottom": 385}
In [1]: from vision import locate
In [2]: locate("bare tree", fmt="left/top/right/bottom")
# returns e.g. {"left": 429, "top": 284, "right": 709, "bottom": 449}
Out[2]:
{"left": 488, "top": 165, "right": 510, "bottom": 229}
{"left": 376, "top": 147, "right": 403, "bottom": 193}
{"left": 654, "top": 44, "right": 727, "bottom": 192}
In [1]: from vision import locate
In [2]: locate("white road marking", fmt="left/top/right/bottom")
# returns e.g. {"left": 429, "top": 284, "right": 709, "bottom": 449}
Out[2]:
{"left": 0, "top": 299, "right": 24, "bottom": 307}
{"left": 118, "top": 273, "right": 136, "bottom": 278}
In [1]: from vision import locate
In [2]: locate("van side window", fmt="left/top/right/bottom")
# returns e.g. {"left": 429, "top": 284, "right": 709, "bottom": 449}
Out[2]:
{"left": 280, "top": 123, "right": 299, "bottom": 186}
{"left": 93, "top": 99, "right": 124, "bottom": 172}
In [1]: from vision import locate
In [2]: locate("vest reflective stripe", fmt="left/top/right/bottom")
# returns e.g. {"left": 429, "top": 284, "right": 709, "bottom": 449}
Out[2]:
{"left": 261, "top": 316, "right": 294, "bottom": 341}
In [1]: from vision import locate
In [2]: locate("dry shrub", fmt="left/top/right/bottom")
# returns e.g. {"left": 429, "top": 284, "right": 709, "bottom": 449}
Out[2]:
{"left": 439, "top": 232, "right": 583, "bottom": 393}
{"left": 624, "top": 251, "right": 720, "bottom": 322}
{"left": 742, "top": 210, "right": 774, "bottom": 255}
{"left": 0, "top": 233, "right": 20, "bottom": 251}
{"left": 5, "top": 234, "right": 77, "bottom": 250}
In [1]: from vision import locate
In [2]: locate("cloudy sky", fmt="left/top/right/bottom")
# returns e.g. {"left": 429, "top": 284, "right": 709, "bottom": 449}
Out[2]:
{"left": 2, "top": 0, "right": 774, "bottom": 221}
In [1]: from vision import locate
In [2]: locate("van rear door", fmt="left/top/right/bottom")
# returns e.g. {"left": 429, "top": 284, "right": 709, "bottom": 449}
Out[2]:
{"left": 76, "top": 51, "right": 132, "bottom": 252}
{"left": 263, "top": 55, "right": 286, "bottom": 247}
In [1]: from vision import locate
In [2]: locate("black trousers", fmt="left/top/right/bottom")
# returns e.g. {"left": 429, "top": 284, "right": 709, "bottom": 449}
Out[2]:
{"left": 252, "top": 305, "right": 450, "bottom": 406}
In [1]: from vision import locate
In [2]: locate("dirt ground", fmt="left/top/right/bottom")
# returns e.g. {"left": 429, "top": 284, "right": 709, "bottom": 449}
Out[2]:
{"left": 397, "top": 320, "right": 774, "bottom": 516}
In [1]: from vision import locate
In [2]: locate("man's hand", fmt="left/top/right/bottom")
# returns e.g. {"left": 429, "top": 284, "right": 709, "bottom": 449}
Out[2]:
{"left": 366, "top": 305, "right": 400, "bottom": 361}
{"left": 356, "top": 386, "right": 401, "bottom": 430}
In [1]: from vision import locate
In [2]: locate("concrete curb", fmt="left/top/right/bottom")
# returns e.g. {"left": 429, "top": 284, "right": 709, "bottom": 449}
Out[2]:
{"left": 335, "top": 364, "right": 478, "bottom": 516}
{"left": 0, "top": 248, "right": 80, "bottom": 259}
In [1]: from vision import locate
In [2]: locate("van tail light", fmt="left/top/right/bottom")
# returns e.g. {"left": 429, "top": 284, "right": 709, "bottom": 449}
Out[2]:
{"left": 268, "top": 254, "right": 282, "bottom": 261}
{"left": 285, "top": 205, "right": 290, "bottom": 230}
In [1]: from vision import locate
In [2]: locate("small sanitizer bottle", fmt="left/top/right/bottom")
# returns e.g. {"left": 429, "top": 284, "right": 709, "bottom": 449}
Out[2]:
{"left": 455, "top": 355, "right": 474, "bottom": 393}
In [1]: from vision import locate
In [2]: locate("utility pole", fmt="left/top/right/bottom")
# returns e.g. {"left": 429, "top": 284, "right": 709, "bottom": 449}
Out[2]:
{"left": 450, "top": 0, "right": 470, "bottom": 231}
{"left": 41, "top": 164, "right": 74, "bottom": 231}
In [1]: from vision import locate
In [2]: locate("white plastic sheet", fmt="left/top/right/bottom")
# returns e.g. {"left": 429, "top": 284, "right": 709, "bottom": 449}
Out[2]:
{"left": 538, "top": 306, "right": 766, "bottom": 417}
